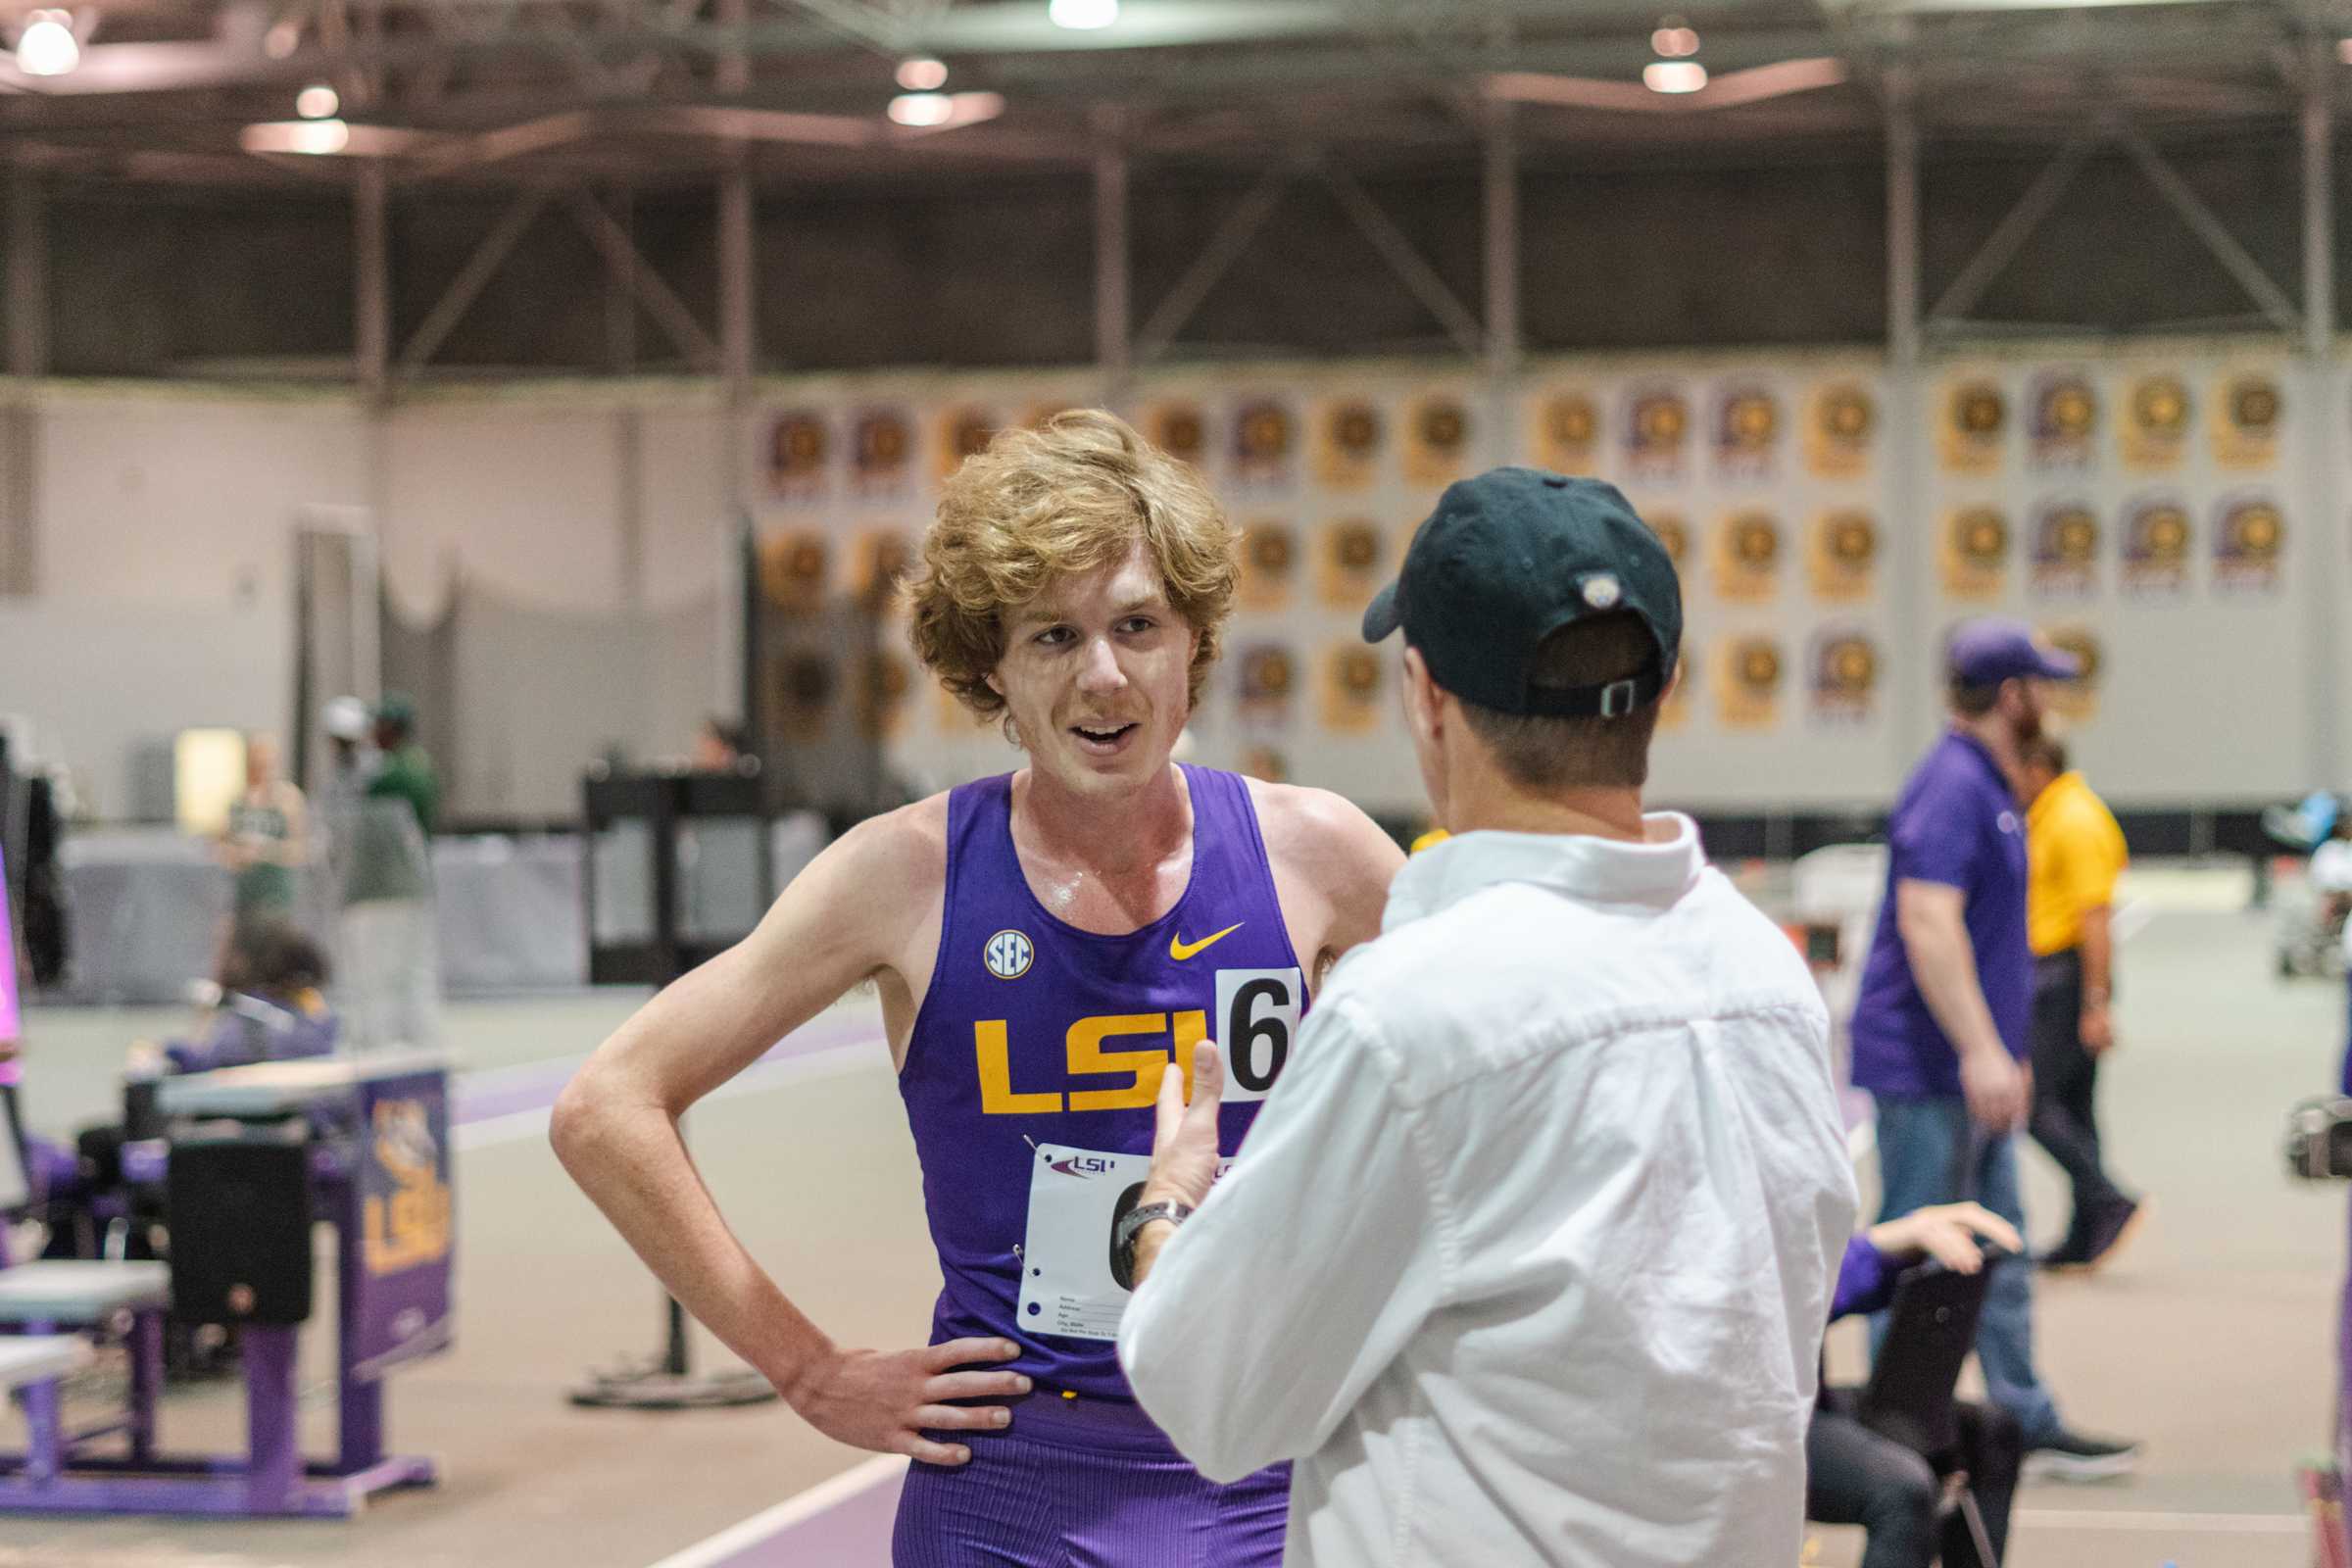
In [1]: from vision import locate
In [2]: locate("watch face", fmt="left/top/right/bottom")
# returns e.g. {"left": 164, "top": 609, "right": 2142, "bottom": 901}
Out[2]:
{"left": 1110, "top": 1181, "right": 1147, "bottom": 1290}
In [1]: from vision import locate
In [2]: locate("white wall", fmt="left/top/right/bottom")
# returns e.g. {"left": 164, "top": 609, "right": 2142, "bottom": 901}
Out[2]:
{"left": 0, "top": 600, "right": 285, "bottom": 819}
{"left": 13, "top": 386, "right": 731, "bottom": 821}
{"left": 6, "top": 348, "right": 2342, "bottom": 828}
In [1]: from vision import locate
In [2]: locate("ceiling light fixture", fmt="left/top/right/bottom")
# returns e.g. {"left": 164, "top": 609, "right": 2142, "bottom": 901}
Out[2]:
{"left": 1642, "top": 60, "right": 1707, "bottom": 94}
{"left": 1049, "top": 0, "right": 1117, "bottom": 31}
{"left": 15, "top": 10, "right": 79, "bottom": 76}
{"left": 264, "top": 18, "right": 301, "bottom": 58}
{"left": 1650, "top": 16, "right": 1699, "bottom": 58}
{"left": 296, "top": 82, "right": 339, "bottom": 120}
{"left": 888, "top": 91, "right": 955, "bottom": 127}
{"left": 243, "top": 118, "right": 352, "bottom": 155}
{"left": 896, "top": 56, "right": 947, "bottom": 91}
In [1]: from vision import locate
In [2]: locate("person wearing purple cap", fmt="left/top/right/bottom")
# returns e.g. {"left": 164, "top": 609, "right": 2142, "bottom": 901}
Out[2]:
{"left": 1847, "top": 617, "right": 2138, "bottom": 1481}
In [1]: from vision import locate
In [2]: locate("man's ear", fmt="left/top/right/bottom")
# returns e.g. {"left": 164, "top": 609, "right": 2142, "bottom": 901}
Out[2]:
{"left": 1400, "top": 646, "right": 1441, "bottom": 739}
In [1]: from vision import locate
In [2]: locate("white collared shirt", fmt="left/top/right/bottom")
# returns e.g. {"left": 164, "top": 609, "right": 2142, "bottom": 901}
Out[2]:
{"left": 1117, "top": 815, "right": 1858, "bottom": 1568}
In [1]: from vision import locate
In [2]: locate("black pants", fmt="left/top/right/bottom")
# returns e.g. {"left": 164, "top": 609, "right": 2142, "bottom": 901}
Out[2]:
{"left": 2027, "top": 948, "right": 2129, "bottom": 1247}
{"left": 1807, "top": 1389, "right": 2022, "bottom": 1568}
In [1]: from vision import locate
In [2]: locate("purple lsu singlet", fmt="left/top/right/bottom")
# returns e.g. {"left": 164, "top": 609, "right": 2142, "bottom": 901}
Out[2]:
{"left": 898, "top": 764, "right": 1306, "bottom": 1399}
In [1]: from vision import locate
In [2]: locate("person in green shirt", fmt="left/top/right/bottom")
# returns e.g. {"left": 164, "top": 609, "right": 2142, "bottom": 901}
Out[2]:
{"left": 338, "top": 694, "right": 442, "bottom": 1049}
{"left": 217, "top": 733, "right": 309, "bottom": 921}
{"left": 368, "top": 694, "right": 439, "bottom": 839}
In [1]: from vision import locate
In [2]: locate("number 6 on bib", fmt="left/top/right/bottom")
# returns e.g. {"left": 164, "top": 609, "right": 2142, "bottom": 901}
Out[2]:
{"left": 1212, "top": 967, "right": 1301, "bottom": 1102}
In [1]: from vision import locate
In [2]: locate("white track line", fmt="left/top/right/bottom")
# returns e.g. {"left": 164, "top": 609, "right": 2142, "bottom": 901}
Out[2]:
{"left": 454, "top": 1038, "right": 879, "bottom": 1152}
{"left": 2013, "top": 1508, "right": 2305, "bottom": 1535}
{"left": 2114, "top": 898, "right": 2156, "bottom": 943}
{"left": 647, "top": 1454, "right": 907, "bottom": 1568}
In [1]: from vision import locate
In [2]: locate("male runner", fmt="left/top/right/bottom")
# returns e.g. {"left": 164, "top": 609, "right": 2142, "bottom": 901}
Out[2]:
{"left": 553, "top": 410, "right": 1403, "bottom": 1565}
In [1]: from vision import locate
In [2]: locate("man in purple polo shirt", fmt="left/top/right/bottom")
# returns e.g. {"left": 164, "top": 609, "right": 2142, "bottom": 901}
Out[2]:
{"left": 1850, "top": 617, "right": 2139, "bottom": 1481}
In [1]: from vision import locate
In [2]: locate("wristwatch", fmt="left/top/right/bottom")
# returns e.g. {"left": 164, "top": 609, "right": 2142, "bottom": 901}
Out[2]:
{"left": 1111, "top": 1200, "right": 1194, "bottom": 1292}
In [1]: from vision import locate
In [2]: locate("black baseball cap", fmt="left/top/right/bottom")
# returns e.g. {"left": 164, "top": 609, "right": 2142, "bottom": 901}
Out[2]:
{"left": 1361, "top": 467, "right": 1682, "bottom": 718}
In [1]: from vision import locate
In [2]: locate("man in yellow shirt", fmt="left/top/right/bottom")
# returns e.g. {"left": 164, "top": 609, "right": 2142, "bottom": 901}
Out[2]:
{"left": 2019, "top": 735, "right": 2142, "bottom": 1271}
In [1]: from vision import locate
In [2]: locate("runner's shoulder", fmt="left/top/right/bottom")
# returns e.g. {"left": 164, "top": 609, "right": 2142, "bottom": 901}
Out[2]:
{"left": 804, "top": 793, "right": 951, "bottom": 923}
{"left": 1242, "top": 777, "right": 1403, "bottom": 887}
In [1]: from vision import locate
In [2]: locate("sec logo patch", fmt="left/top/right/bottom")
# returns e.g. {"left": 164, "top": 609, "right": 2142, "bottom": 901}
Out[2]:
{"left": 984, "top": 930, "right": 1034, "bottom": 981}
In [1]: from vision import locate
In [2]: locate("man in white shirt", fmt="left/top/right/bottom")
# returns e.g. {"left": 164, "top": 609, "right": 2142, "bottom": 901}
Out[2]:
{"left": 1113, "top": 468, "right": 1859, "bottom": 1568}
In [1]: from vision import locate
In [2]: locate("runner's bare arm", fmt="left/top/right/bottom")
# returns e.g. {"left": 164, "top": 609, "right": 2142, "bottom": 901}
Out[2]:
{"left": 1250, "top": 781, "right": 1405, "bottom": 990}
{"left": 551, "top": 798, "right": 1026, "bottom": 1464}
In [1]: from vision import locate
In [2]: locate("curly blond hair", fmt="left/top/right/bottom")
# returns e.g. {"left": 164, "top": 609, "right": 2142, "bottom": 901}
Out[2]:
{"left": 904, "top": 410, "right": 1239, "bottom": 720}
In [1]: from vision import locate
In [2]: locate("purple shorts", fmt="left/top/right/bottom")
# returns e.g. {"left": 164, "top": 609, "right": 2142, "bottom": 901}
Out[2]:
{"left": 892, "top": 1390, "right": 1289, "bottom": 1568}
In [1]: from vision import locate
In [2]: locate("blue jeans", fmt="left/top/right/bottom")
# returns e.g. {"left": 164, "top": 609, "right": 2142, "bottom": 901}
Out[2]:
{"left": 2339, "top": 976, "right": 2351, "bottom": 1097}
{"left": 1870, "top": 1094, "right": 2062, "bottom": 1446}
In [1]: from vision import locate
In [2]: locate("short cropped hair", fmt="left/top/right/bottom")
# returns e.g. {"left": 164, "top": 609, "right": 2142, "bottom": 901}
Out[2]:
{"left": 903, "top": 411, "right": 1239, "bottom": 719}
{"left": 1949, "top": 680, "right": 2001, "bottom": 717}
{"left": 1454, "top": 612, "right": 1662, "bottom": 791}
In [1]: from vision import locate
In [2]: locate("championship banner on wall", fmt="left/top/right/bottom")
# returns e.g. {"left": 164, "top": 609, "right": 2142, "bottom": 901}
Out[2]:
{"left": 1404, "top": 393, "right": 1474, "bottom": 487}
{"left": 1317, "top": 518, "right": 1387, "bottom": 609}
{"left": 1319, "top": 645, "right": 1384, "bottom": 735}
{"left": 1806, "top": 510, "right": 1879, "bottom": 603}
{"left": 2119, "top": 371, "right": 2190, "bottom": 475}
{"left": 1642, "top": 511, "right": 1691, "bottom": 577}
{"left": 858, "top": 652, "right": 912, "bottom": 741}
{"left": 2120, "top": 493, "right": 2193, "bottom": 600}
{"left": 1715, "top": 635, "right": 1785, "bottom": 729}
{"left": 1712, "top": 511, "right": 1783, "bottom": 603}
{"left": 1025, "top": 397, "right": 1082, "bottom": 431}
{"left": 2213, "top": 369, "right": 2283, "bottom": 472}
{"left": 768, "top": 409, "right": 832, "bottom": 502}
{"left": 2212, "top": 492, "right": 2285, "bottom": 596}
{"left": 1146, "top": 399, "right": 1209, "bottom": 470}
{"left": 1231, "top": 397, "right": 1298, "bottom": 489}
{"left": 1713, "top": 382, "right": 1780, "bottom": 483}
{"left": 1237, "top": 521, "right": 1297, "bottom": 612}
{"left": 851, "top": 528, "right": 913, "bottom": 613}
{"left": 759, "top": 529, "right": 831, "bottom": 612}
{"left": 937, "top": 404, "right": 1001, "bottom": 481}
{"left": 1314, "top": 399, "right": 1385, "bottom": 490}
{"left": 2027, "top": 369, "right": 2098, "bottom": 474}
{"left": 1939, "top": 378, "right": 2007, "bottom": 476}
{"left": 2027, "top": 500, "right": 2099, "bottom": 601}
{"left": 1532, "top": 389, "right": 1601, "bottom": 474}
{"left": 1938, "top": 506, "right": 2010, "bottom": 601}
{"left": 1807, "top": 628, "right": 1881, "bottom": 726}
{"left": 1623, "top": 382, "right": 1692, "bottom": 485}
{"left": 769, "top": 652, "right": 837, "bottom": 745}
{"left": 1236, "top": 643, "right": 1297, "bottom": 732}
{"left": 1804, "top": 381, "right": 1876, "bottom": 480}
{"left": 850, "top": 407, "right": 915, "bottom": 498}
{"left": 2042, "top": 625, "right": 2104, "bottom": 723}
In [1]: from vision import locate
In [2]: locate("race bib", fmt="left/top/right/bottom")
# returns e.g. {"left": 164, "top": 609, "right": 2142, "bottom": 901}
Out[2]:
{"left": 1015, "top": 1143, "right": 1233, "bottom": 1341}
{"left": 1212, "top": 966, "right": 1301, "bottom": 1102}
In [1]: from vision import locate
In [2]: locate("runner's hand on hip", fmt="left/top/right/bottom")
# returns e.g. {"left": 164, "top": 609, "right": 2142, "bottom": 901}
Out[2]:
{"left": 784, "top": 1338, "right": 1029, "bottom": 1466}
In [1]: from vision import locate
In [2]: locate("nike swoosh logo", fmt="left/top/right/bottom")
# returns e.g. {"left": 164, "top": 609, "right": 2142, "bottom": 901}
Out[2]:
{"left": 1168, "top": 922, "right": 1245, "bottom": 962}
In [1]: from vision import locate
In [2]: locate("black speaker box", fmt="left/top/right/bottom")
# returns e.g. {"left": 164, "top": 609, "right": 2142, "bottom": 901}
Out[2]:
{"left": 166, "top": 1121, "right": 314, "bottom": 1326}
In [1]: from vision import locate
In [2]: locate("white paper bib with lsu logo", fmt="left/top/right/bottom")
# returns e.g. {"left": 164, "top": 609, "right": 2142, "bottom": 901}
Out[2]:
{"left": 1013, "top": 965, "right": 1300, "bottom": 1342}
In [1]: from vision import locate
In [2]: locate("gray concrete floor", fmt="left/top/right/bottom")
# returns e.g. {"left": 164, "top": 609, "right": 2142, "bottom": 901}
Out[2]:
{"left": 0, "top": 892, "right": 2337, "bottom": 1567}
